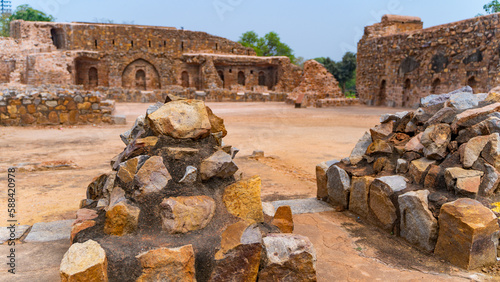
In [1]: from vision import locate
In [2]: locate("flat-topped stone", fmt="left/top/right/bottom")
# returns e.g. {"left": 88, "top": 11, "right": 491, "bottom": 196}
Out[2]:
{"left": 24, "top": 220, "right": 74, "bottom": 242}
{"left": 262, "top": 198, "right": 334, "bottom": 217}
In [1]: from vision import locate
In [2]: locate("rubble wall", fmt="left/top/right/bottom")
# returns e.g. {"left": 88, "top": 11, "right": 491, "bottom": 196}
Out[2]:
{"left": 357, "top": 13, "right": 500, "bottom": 107}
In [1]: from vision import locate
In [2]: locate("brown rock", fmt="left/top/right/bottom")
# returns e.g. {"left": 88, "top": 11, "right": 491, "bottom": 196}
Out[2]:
{"left": 445, "top": 167, "right": 484, "bottom": 197}
{"left": 424, "top": 165, "right": 446, "bottom": 190}
{"left": 405, "top": 132, "right": 424, "bottom": 153}
{"left": 326, "top": 165, "right": 351, "bottom": 209}
{"left": 223, "top": 176, "right": 264, "bottom": 223}
{"left": 349, "top": 176, "right": 374, "bottom": 218}
{"left": 434, "top": 198, "right": 499, "bottom": 270}
{"left": 159, "top": 195, "right": 216, "bottom": 234}
{"left": 216, "top": 220, "right": 254, "bottom": 259}
{"left": 210, "top": 243, "right": 262, "bottom": 282}
{"left": 134, "top": 156, "right": 171, "bottom": 196}
{"left": 48, "top": 111, "right": 59, "bottom": 124}
{"left": 20, "top": 114, "right": 36, "bottom": 124}
{"left": 482, "top": 133, "right": 500, "bottom": 170}
{"left": 164, "top": 147, "right": 200, "bottom": 160}
{"left": 136, "top": 245, "right": 196, "bottom": 282}
{"left": 199, "top": 150, "right": 238, "bottom": 181}
{"left": 452, "top": 102, "right": 500, "bottom": 131}
{"left": 74, "top": 208, "right": 98, "bottom": 225}
{"left": 206, "top": 106, "right": 227, "bottom": 138}
{"left": 60, "top": 240, "right": 108, "bottom": 282}
{"left": 421, "top": 123, "right": 451, "bottom": 160}
{"left": 104, "top": 201, "right": 140, "bottom": 236}
{"left": 271, "top": 205, "right": 293, "bottom": 233}
{"left": 369, "top": 176, "right": 407, "bottom": 232}
{"left": 366, "top": 139, "right": 392, "bottom": 155}
{"left": 462, "top": 134, "right": 494, "bottom": 168}
{"left": 70, "top": 220, "right": 96, "bottom": 244}
{"left": 409, "top": 158, "right": 436, "bottom": 184}
{"left": 117, "top": 156, "right": 147, "bottom": 184}
{"left": 370, "top": 122, "right": 393, "bottom": 140}
{"left": 147, "top": 99, "right": 212, "bottom": 139}
{"left": 315, "top": 160, "right": 339, "bottom": 200}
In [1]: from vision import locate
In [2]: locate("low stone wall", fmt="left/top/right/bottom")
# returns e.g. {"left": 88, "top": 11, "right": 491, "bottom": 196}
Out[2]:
{"left": 0, "top": 87, "right": 115, "bottom": 126}
{"left": 315, "top": 98, "right": 360, "bottom": 107}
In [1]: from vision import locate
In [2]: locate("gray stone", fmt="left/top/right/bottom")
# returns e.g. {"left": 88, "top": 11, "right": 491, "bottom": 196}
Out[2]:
{"left": 421, "top": 123, "right": 451, "bottom": 160}
{"left": 479, "top": 163, "right": 500, "bottom": 196}
{"left": 200, "top": 150, "right": 238, "bottom": 181}
{"left": 106, "top": 187, "right": 126, "bottom": 211}
{"left": 315, "top": 159, "right": 339, "bottom": 200}
{"left": 146, "top": 102, "right": 164, "bottom": 116}
{"left": 420, "top": 86, "right": 472, "bottom": 107}
{"left": 447, "top": 92, "right": 480, "bottom": 110}
{"left": 24, "top": 220, "right": 75, "bottom": 242}
{"left": 230, "top": 147, "right": 240, "bottom": 159}
{"left": 74, "top": 95, "right": 83, "bottom": 103}
{"left": 426, "top": 107, "right": 459, "bottom": 126}
{"left": 179, "top": 166, "right": 198, "bottom": 184}
{"left": 369, "top": 176, "right": 408, "bottom": 231}
{"left": 326, "top": 165, "right": 350, "bottom": 209}
{"left": 46, "top": 100, "right": 58, "bottom": 108}
{"left": 0, "top": 225, "right": 31, "bottom": 244}
{"left": 120, "top": 115, "right": 146, "bottom": 145}
{"left": 349, "top": 132, "right": 372, "bottom": 165}
{"left": 262, "top": 198, "right": 334, "bottom": 217}
{"left": 482, "top": 133, "right": 500, "bottom": 170}
{"left": 380, "top": 111, "right": 408, "bottom": 123}
{"left": 398, "top": 190, "right": 438, "bottom": 252}
{"left": 111, "top": 115, "right": 126, "bottom": 125}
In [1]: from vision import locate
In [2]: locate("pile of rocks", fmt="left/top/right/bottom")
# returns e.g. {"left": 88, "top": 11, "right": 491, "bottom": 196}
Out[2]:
{"left": 317, "top": 86, "right": 500, "bottom": 270}
{"left": 61, "top": 97, "right": 317, "bottom": 281}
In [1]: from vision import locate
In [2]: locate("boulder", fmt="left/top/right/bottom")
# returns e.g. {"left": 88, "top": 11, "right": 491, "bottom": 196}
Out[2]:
{"left": 349, "top": 132, "right": 372, "bottom": 165}
{"left": 404, "top": 132, "right": 424, "bottom": 153}
{"left": 271, "top": 205, "right": 294, "bottom": 233}
{"left": 398, "top": 190, "right": 438, "bottom": 252}
{"left": 369, "top": 176, "right": 407, "bottom": 231}
{"left": 134, "top": 156, "right": 171, "bottom": 196}
{"left": 426, "top": 107, "right": 458, "bottom": 126}
{"left": 315, "top": 159, "right": 339, "bottom": 200}
{"left": 396, "top": 159, "right": 409, "bottom": 174}
{"left": 409, "top": 158, "right": 436, "bottom": 184}
{"left": 326, "top": 165, "right": 351, "bottom": 209}
{"left": 136, "top": 245, "right": 196, "bottom": 282}
{"left": 104, "top": 201, "right": 140, "bottom": 236}
{"left": 216, "top": 221, "right": 262, "bottom": 259}
{"left": 60, "top": 240, "right": 108, "bottom": 282}
{"left": 452, "top": 102, "right": 500, "bottom": 131}
{"left": 147, "top": 99, "right": 212, "bottom": 139}
{"left": 199, "top": 150, "right": 238, "bottom": 181}
{"left": 482, "top": 133, "right": 500, "bottom": 170}
{"left": 117, "top": 155, "right": 149, "bottom": 184}
{"left": 70, "top": 220, "right": 96, "bottom": 244}
{"left": 421, "top": 123, "right": 451, "bottom": 160}
{"left": 366, "top": 139, "right": 392, "bottom": 155}
{"left": 259, "top": 234, "right": 317, "bottom": 282}
{"left": 446, "top": 92, "right": 481, "bottom": 110}
{"left": 159, "top": 196, "right": 216, "bottom": 234}
{"left": 370, "top": 122, "right": 393, "bottom": 140}
{"left": 444, "top": 167, "right": 484, "bottom": 197}
{"left": 434, "top": 198, "right": 499, "bottom": 270}
{"left": 209, "top": 243, "right": 262, "bottom": 282}
{"left": 479, "top": 163, "right": 500, "bottom": 196}
{"left": 349, "top": 176, "right": 374, "bottom": 218}
{"left": 462, "top": 134, "right": 494, "bottom": 168}
{"left": 223, "top": 176, "right": 264, "bottom": 223}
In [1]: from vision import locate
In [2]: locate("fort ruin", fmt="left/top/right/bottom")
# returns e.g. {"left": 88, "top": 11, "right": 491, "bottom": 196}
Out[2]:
{"left": 357, "top": 13, "right": 500, "bottom": 107}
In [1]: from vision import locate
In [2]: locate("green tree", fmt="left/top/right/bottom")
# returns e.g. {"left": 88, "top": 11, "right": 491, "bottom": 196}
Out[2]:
{"left": 483, "top": 0, "right": 500, "bottom": 14}
{"left": 238, "top": 31, "right": 296, "bottom": 63}
{"left": 1, "top": 5, "right": 54, "bottom": 37}
{"left": 315, "top": 52, "right": 357, "bottom": 95}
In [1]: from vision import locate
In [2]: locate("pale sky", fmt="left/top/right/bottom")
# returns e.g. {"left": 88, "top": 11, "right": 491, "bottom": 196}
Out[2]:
{"left": 9, "top": 0, "right": 486, "bottom": 60}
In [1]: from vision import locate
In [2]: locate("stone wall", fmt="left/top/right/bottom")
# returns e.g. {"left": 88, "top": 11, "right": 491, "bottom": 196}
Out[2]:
{"left": 357, "top": 13, "right": 500, "bottom": 107}
{"left": 0, "top": 86, "right": 115, "bottom": 126}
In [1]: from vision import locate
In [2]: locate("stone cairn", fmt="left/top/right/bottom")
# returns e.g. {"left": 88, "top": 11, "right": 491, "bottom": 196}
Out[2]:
{"left": 317, "top": 86, "right": 500, "bottom": 270}
{"left": 59, "top": 97, "right": 317, "bottom": 281}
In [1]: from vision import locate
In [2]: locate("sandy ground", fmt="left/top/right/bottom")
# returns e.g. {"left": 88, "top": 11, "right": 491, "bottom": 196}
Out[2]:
{"left": 0, "top": 102, "right": 489, "bottom": 280}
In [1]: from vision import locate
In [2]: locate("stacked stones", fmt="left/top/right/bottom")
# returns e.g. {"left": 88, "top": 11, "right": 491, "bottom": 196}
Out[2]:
{"left": 61, "top": 98, "right": 317, "bottom": 281}
{"left": 317, "top": 86, "right": 500, "bottom": 270}
{"left": 0, "top": 87, "right": 115, "bottom": 126}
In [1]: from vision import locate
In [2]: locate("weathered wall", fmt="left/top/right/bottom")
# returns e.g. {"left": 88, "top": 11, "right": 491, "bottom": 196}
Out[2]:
{"left": 357, "top": 13, "right": 500, "bottom": 107}
{"left": 0, "top": 87, "right": 115, "bottom": 126}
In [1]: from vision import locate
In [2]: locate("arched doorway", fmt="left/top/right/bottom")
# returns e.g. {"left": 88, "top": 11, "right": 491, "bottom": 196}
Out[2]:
{"left": 467, "top": 76, "right": 477, "bottom": 90}
{"left": 431, "top": 78, "right": 441, "bottom": 94}
{"left": 402, "top": 79, "right": 411, "bottom": 107}
{"left": 181, "top": 71, "right": 190, "bottom": 88}
{"left": 122, "top": 59, "right": 161, "bottom": 90}
{"left": 135, "top": 70, "right": 146, "bottom": 90}
{"left": 258, "top": 71, "right": 266, "bottom": 86}
{"left": 238, "top": 71, "right": 245, "bottom": 85}
{"left": 88, "top": 67, "right": 98, "bottom": 88}
{"left": 218, "top": 70, "right": 225, "bottom": 88}
{"left": 377, "top": 80, "right": 387, "bottom": 106}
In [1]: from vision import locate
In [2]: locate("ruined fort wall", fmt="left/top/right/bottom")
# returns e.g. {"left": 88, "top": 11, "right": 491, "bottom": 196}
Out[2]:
{"left": 357, "top": 13, "right": 500, "bottom": 107}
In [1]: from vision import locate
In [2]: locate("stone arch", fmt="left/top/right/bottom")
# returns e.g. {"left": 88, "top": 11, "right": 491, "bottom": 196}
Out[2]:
{"left": 377, "top": 80, "right": 387, "bottom": 106}
{"left": 467, "top": 76, "right": 477, "bottom": 90}
{"left": 122, "top": 59, "right": 161, "bottom": 90}
{"left": 431, "top": 78, "right": 441, "bottom": 94}
{"left": 89, "top": 67, "right": 98, "bottom": 88}
{"left": 181, "top": 71, "right": 190, "bottom": 88}
{"left": 238, "top": 71, "right": 245, "bottom": 85}
{"left": 258, "top": 71, "right": 266, "bottom": 86}
{"left": 402, "top": 79, "right": 411, "bottom": 107}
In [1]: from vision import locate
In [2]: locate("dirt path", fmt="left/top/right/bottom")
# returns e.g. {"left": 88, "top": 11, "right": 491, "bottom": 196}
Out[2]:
{"left": 0, "top": 102, "right": 489, "bottom": 280}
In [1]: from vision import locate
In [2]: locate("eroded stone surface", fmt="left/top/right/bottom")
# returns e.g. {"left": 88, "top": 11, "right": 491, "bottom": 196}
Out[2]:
{"left": 136, "top": 245, "right": 196, "bottom": 282}
{"left": 159, "top": 196, "right": 216, "bottom": 234}
{"left": 223, "top": 176, "right": 264, "bottom": 223}
{"left": 200, "top": 150, "right": 238, "bottom": 181}
{"left": 60, "top": 240, "right": 108, "bottom": 282}
{"left": 104, "top": 201, "right": 140, "bottom": 236}
{"left": 326, "top": 165, "right": 351, "bottom": 209}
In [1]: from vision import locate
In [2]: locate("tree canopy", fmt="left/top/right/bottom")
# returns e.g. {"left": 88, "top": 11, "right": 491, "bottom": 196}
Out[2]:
{"left": 238, "top": 31, "right": 296, "bottom": 63}
{"left": 1, "top": 4, "right": 54, "bottom": 37}
{"left": 483, "top": 0, "right": 500, "bottom": 14}
{"left": 315, "top": 52, "right": 357, "bottom": 95}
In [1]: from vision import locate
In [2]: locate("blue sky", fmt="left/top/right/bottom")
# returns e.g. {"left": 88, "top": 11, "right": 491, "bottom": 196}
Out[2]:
{"left": 10, "top": 0, "right": 486, "bottom": 60}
